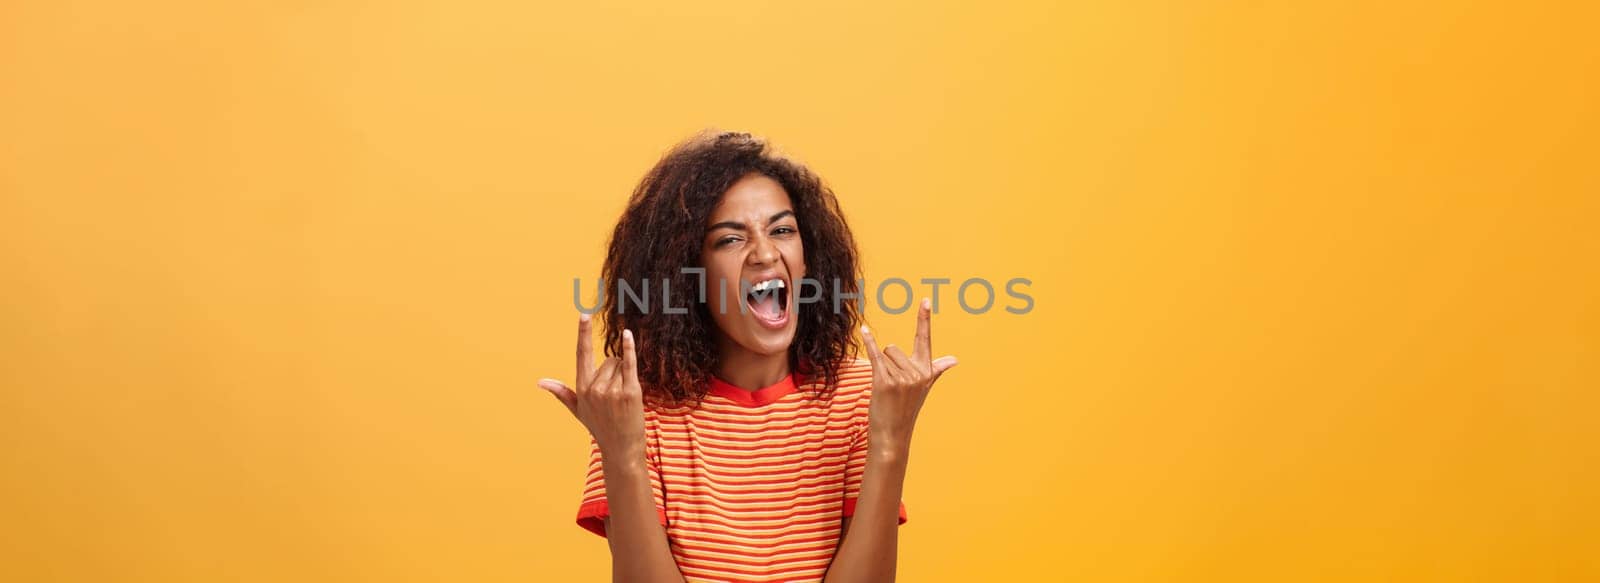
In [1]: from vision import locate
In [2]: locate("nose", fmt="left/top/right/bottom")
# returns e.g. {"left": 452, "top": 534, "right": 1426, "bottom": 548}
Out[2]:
{"left": 747, "top": 232, "right": 780, "bottom": 267}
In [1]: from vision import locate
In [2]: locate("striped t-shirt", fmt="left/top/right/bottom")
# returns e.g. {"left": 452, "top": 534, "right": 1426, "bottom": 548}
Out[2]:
{"left": 575, "top": 358, "right": 907, "bottom": 582}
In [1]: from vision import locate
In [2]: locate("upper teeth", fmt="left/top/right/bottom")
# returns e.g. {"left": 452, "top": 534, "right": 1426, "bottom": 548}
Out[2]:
{"left": 751, "top": 279, "right": 785, "bottom": 292}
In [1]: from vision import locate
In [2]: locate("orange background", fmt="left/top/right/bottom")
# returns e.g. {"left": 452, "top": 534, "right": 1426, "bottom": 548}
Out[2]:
{"left": 3, "top": 1, "right": 1597, "bottom": 581}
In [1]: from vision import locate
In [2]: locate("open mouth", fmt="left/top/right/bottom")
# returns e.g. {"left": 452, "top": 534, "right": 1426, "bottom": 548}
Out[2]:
{"left": 745, "top": 278, "right": 790, "bottom": 328}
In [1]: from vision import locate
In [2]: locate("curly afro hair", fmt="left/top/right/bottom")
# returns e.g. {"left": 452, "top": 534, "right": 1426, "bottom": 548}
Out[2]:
{"left": 596, "top": 130, "right": 863, "bottom": 408}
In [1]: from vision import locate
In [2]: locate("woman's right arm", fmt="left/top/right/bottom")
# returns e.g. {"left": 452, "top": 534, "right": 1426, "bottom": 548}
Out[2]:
{"left": 598, "top": 444, "right": 682, "bottom": 583}
{"left": 539, "top": 316, "right": 685, "bottom": 583}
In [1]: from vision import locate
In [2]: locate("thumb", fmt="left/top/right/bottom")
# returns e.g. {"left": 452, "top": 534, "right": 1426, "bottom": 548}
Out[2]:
{"left": 537, "top": 378, "right": 578, "bottom": 414}
{"left": 930, "top": 356, "right": 959, "bottom": 380}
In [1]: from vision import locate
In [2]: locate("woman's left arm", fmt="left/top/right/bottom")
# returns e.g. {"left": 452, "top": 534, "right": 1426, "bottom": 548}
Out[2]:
{"left": 824, "top": 299, "right": 958, "bottom": 583}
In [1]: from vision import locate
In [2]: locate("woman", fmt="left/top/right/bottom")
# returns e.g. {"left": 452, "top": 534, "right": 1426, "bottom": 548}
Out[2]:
{"left": 537, "top": 131, "right": 958, "bottom": 582}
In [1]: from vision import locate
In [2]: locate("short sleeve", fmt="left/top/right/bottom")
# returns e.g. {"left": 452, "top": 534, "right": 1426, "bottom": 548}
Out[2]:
{"left": 841, "top": 387, "right": 908, "bottom": 525}
{"left": 574, "top": 436, "right": 668, "bottom": 537}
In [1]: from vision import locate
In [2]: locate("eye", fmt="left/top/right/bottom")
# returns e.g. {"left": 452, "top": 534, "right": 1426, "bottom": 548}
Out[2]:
{"left": 771, "top": 226, "right": 797, "bottom": 236}
{"left": 715, "top": 236, "right": 741, "bottom": 248}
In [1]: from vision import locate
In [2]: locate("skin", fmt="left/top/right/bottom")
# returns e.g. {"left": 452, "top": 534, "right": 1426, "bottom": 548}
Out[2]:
{"left": 699, "top": 174, "right": 805, "bottom": 389}
{"left": 537, "top": 173, "right": 958, "bottom": 583}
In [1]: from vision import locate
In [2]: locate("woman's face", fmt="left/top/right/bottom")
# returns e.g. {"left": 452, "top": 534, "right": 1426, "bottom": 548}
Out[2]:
{"left": 701, "top": 173, "right": 806, "bottom": 359}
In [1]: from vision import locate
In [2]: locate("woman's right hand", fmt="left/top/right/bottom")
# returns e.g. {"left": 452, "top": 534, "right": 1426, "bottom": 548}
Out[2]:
{"left": 537, "top": 313, "right": 647, "bottom": 455}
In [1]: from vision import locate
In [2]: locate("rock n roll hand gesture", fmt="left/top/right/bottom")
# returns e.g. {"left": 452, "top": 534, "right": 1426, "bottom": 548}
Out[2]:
{"left": 859, "top": 298, "right": 959, "bottom": 451}
{"left": 536, "top": 313, "right": 647, "bottom": 456}
{"left": 535, "top": 315, "right": 683, "bottom": 582}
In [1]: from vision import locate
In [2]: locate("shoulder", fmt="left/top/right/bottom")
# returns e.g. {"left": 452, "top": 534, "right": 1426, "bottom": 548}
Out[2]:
{"left": 838, "top": 357, "right": 874, "bottom": 377}
{"left": 643, "top": 402, "right": 691, "bottom": 427}
{"left": 822, "top": 357, "right": 876, "bottom": 407}
{"left": 640, "top": 403, "right": 687, "bottom": 441}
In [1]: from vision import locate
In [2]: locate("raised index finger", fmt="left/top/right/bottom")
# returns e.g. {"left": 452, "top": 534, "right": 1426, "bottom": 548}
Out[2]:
{"left": 576, "top": 312, "right": 594, "bottom": 389}
{"left": 860, "top": 325, "right": 882, "bottom": 370}
{"left": 913, "top": 298, "right": 932, "bottom": 365}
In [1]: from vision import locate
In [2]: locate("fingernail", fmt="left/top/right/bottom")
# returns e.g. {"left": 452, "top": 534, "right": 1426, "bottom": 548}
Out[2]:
{"left": 922, "top": 298, "right": 931, "bottom": 310}
{"left": 579, "top": 312, "right": 591, "bottom": 323}
{"left": 624, "top": 329, "right": 633, "bottom": 342}
{"left": 861, "top": 325, "right": 870, "bottom": 334}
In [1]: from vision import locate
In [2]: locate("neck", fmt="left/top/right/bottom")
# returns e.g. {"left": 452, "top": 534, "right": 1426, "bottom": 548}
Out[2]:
{"left": 714, "top": 339, "right": 791, "bottom": 391}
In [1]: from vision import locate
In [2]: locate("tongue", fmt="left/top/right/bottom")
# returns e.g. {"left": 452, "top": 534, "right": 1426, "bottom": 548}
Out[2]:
{"left": 751, "top": 293, "right": 782, "bottom": 319}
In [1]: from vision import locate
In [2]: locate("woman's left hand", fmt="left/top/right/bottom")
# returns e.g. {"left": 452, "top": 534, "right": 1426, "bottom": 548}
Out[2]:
{"left": 859, "top": 298, "right": 959, "bottom": 452}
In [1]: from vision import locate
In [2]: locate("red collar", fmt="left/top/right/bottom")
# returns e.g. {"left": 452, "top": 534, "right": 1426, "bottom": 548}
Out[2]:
{"left": 707, "top": 373, "right": 798, "bottom": 407}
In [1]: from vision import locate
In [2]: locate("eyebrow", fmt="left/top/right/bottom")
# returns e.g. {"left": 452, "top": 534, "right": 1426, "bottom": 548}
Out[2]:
{"left": 706, "top": 210, "right": 795, "bottom": 233}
